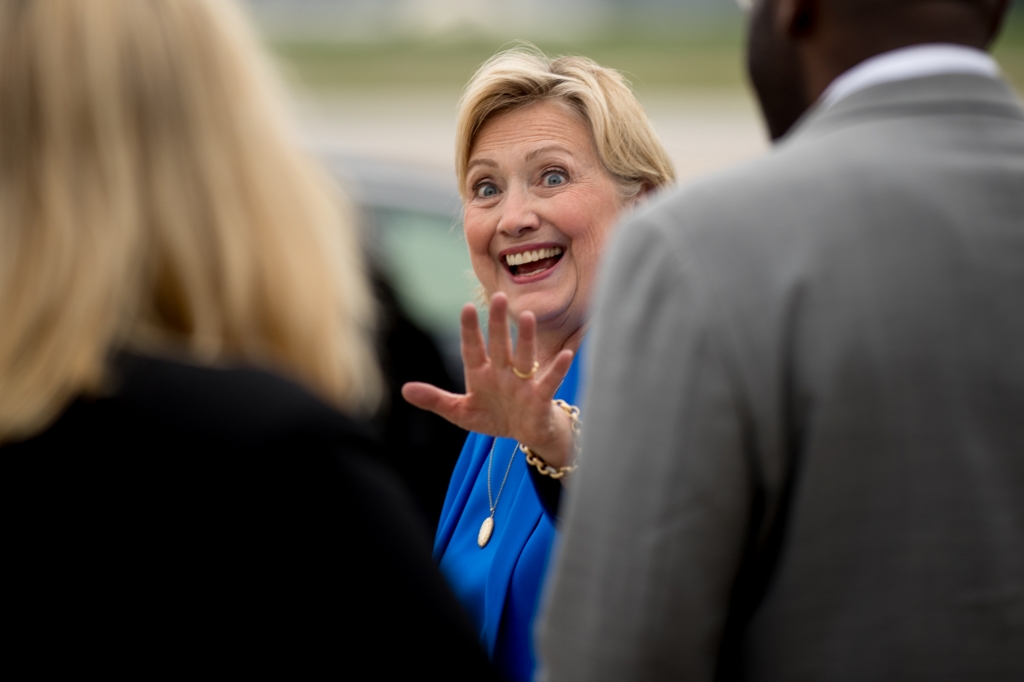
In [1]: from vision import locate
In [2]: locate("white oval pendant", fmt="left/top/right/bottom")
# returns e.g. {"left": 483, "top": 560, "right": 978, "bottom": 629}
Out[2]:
{"left": 478, "top": 516, "right": 494, "bottom": 548}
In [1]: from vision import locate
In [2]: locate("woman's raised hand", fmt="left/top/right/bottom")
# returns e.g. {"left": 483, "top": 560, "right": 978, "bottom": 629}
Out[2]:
{"left": 401, "top": 293, "right": 576, "bottom": 468}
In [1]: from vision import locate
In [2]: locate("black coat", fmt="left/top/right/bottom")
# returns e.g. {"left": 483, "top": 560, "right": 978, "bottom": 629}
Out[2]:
{"left": 4, "top": 352, "right": 498, "bottom": 678}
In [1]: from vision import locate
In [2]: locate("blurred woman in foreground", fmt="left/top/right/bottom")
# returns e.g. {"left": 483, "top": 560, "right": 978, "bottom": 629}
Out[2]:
{"left": 0, "top": 1, "right": 494, "bottom": 676}
{"left": 403, "top": 47, "right": 674, "bottom": 681}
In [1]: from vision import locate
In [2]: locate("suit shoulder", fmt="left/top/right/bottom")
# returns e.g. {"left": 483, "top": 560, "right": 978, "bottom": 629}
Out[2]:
{"left": 622, "top": 116, "right": 936, "bottom": 273}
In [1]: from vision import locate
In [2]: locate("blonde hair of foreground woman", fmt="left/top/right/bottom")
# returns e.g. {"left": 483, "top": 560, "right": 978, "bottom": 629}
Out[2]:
{"left": 0, "top": 0, "right": 380, "bottom": 444}
{"left": 456, "top": 45, "right": 676, "bottom": 202}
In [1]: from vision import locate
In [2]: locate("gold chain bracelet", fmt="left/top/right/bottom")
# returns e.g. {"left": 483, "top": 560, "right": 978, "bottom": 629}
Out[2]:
{"left": 520, "top": 399, "right": 581, "bottom": 479}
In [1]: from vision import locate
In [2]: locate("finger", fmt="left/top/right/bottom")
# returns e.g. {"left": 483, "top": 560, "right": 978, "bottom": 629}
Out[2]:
{"left": 536, "top": 349, "right": 574, "bottom": 398}
{"left": 459, "top": 303, "right": 487, "bottom": 370}
{"left": 514, "top": 310, "right": 537, "bottom": 377}
{"left": 401, "top": 382, "right": 465, "bottom": 423}
{"left": 487, "top": 292, "right": 512, "bottom": 369}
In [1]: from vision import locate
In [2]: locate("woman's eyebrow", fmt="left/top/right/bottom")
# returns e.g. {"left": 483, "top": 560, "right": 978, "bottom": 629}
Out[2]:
{"left": 525, "top": 145, "right": 574, "bottom": 162}
{"left": 467, "top": 158, "right": 498, "bottom": 171}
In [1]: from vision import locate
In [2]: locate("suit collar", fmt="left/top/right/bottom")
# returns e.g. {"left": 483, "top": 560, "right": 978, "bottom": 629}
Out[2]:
{"left": 781, "top": 73, "right": 1024, "bottom": 146}
{"left": 820, "top": 44, "right": 1000, "bottom": 110}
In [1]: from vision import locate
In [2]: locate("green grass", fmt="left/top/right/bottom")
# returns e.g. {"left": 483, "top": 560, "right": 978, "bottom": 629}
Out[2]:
{"left": 269, "top": 13, "right": 1024, "bottom": 93}
{"left": 269, "top": 23, "right": 749, "bottom": 92}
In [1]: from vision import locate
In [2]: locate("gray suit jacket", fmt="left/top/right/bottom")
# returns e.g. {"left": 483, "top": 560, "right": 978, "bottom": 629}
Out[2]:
{"left": 539, "top": 74, "right": 1024, "bottom": 681}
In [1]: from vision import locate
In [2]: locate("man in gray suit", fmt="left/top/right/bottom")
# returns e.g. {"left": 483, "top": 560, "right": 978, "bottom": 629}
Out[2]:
{"left": 539, "top": 0, "right": 1023, "bottom": 679}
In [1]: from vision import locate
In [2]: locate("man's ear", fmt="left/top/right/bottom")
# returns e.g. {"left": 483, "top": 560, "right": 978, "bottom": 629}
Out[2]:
{"left": 774, "top": 0, "right": 818, "bottom": 39}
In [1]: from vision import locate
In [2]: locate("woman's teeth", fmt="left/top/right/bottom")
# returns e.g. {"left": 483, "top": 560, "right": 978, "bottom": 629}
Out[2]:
{"left": 505, "top": 246, "right": 563, "bottom": 267}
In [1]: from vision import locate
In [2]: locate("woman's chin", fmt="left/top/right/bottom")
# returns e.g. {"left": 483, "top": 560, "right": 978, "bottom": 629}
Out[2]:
{"left": 505, "top": 292, "right": 576, "bottom": 327}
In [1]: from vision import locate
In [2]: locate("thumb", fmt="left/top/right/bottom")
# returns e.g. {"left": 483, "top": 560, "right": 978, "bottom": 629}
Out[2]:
{"left": 401, "top": 382, "right": 462, "bottom": 419}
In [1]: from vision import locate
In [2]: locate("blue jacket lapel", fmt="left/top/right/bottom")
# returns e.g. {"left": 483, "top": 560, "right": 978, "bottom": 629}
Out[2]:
{"left": 481, "top": 468, "right": 543, "bottom": 655}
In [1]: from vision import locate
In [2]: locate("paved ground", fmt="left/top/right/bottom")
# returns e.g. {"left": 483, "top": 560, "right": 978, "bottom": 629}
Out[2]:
{"left": 295, "top": 86, "right": 769, "bottom": 184}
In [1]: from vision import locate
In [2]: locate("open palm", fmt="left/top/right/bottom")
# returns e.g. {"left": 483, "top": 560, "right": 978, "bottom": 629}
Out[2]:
{"left": 402, "top": 293, "right": 575, "bottom": 465}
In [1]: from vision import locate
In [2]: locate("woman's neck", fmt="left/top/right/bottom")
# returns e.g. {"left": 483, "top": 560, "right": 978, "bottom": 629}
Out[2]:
{"left": 535, "top": 323, "right": 586, "bottom": 370}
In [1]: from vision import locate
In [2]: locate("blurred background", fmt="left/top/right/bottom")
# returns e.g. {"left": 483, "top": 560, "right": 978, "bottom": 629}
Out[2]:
{"left": 244, "top": 0, "right": 1024, "bottom": 381}
{"left": 239, "top": 0, "right": 1024, "bottom": 527}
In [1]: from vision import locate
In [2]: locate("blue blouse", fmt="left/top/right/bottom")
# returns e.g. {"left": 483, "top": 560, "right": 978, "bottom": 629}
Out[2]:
{"left": 435, "top": 344, "right": 585, "bottom": 682}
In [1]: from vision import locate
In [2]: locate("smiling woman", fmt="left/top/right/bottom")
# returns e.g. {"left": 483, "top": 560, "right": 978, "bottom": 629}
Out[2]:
{"left": 463, "top": 99, "right": 627, "bottom": 356}
{"left": 401, "top": 46, "right": 674, "bottom": 682}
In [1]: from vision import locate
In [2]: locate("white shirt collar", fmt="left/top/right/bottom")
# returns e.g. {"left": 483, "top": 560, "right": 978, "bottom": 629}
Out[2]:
{"left": 820, "top": 43, "right": 1000, "bottom": 110}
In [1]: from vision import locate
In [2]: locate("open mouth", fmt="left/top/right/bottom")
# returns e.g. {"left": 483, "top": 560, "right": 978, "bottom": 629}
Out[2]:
{"left": 504, "top": 246, "right": 564, "bottom": 278}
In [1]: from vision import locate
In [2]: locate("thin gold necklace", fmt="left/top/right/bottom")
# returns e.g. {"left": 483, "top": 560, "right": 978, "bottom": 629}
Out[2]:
{"left": 478, "top": 438, "right": 518, "bottom": 548}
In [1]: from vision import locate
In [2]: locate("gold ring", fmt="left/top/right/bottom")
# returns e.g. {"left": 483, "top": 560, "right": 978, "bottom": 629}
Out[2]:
{"left": 512, "top": 361, "right": 539, "bottom": 380}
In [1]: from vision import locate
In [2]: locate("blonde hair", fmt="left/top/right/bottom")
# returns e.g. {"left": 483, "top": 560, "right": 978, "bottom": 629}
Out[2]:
{"left": 456, "top": 45, "right": 675, "bottom": 202}
{"left": 0, "top": 0, "right": 380, "bottom": 444}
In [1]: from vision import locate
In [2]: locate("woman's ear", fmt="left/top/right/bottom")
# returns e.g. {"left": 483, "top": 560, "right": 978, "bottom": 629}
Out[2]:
{"left": 632, "top": 182, "right": 655, "bottom": 207}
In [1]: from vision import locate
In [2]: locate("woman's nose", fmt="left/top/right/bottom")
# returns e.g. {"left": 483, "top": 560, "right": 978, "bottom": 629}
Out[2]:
{"left": 497, "top": 184, "right": 540, "bottom": 236}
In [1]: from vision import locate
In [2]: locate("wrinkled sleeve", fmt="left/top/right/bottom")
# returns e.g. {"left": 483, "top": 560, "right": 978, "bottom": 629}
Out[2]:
{"left": 537, "top": 210, "right": 756, "bottom": 682}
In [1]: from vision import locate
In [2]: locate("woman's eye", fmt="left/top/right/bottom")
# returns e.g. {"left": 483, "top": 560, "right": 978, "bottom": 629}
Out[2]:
{"left": 475, "top": 183, "right": 499, "bottom": 199}
{"left": 543, "top": 172, "right": 567, "bottom": 187}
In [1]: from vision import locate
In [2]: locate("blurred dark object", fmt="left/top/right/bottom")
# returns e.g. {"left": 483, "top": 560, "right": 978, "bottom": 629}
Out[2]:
{"left": 322, "top": 154, "right": 471, "bottom": 385}
{"left": 319, "top": 154, "right": 473, "bottom": 531}
{"left": 3, "top": 353, "right": 496, "bottom": 678}
{"left": 371, "top": 264, "right": 469, "bottom": 532}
